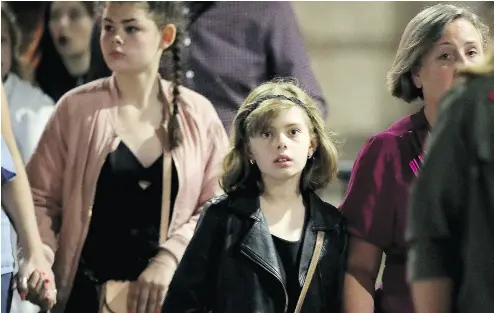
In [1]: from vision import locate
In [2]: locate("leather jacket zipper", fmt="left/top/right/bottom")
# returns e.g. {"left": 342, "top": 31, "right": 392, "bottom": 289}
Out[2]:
{"left": 241, "top": 249, "right": 289, "bottom": 313}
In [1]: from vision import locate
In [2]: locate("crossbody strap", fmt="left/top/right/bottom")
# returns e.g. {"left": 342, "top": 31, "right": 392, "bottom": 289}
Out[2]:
{"left": 294, "top": 231, "right": 325, "bottom": 313}
{"left": 159, "top": 154, "right": 173, "bottom": 244}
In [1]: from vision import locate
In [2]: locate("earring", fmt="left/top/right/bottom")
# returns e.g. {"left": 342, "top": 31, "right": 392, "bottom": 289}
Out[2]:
{"left": 249, "top": 159, "right": 255, "bottom": 165}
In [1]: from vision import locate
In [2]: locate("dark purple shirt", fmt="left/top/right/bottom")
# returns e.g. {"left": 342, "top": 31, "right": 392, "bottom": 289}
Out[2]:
{"left": 340, "top": 108, "right": 429, "bottom": 313}
{"left": 171, "top": 2, "right": 327, "bottom": 131}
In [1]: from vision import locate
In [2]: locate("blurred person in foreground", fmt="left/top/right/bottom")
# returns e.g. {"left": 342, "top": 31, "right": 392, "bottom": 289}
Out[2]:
{"left": 407, "top": 48, "right": 494, "bottom": 313}
{"left": 340, "top": 4, "right": 489, "bottom": 313}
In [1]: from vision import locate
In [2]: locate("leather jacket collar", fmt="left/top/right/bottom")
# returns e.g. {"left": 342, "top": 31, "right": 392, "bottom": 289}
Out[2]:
{"left": 227, "top": 190, "right": 342, "bottom": 289}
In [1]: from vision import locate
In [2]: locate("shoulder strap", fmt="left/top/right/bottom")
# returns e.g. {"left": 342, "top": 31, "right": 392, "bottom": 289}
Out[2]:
{"left": 159, "top": 154, "right": 173, "bottom": 244}
{"left": 294, "top": 231, "right": 325, "bottom": 313}
{"left": 408, "top": 130, "right": 423, "bottom": 160}
{"left": 407, "top": 129, "right": 425, "bottom": 174}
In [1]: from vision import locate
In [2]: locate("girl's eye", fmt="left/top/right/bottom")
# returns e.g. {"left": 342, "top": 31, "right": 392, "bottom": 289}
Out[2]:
{"left": 125, "top": 26, "right": 139, "bottom": 33}
{"left": 262, "top": 132, "right": 272, "bottom": 138}
{"left": 289, "top": 128, "right": 301, "bottom": 136}
{"left": 103, "top": 24, "right": 113, "bottom": 32}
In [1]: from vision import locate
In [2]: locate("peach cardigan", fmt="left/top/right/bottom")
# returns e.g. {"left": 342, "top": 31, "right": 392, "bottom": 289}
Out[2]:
{"left": 25, "top": 76, "right": 229, "bottom": 312}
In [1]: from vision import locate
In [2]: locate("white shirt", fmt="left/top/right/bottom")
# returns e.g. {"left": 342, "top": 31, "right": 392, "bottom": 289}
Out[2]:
{"left": 4, "top": 73, "right": 55, "bottom": 162}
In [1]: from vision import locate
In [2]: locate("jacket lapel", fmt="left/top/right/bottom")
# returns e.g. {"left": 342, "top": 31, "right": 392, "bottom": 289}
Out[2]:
{"left": 298, "top": 192, "right": 339, "bottom": 283}
{"left": 232, "top": 191, "right": 340, "bottom": 289}
{"left": 236, "top": 196, "right": 286, "bottom": 284}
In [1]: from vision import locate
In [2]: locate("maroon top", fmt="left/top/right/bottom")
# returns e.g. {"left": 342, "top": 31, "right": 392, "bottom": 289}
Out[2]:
{"left": 340, "top": 108, "right": 429, "bottom": 313}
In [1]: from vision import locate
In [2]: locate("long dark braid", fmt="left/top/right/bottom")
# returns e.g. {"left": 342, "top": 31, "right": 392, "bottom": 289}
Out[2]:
{"left": 145, "top": 1, "right": 186, "bottom": 150}
{"left": 168, "top": 26, "right": 183, "bottom": 149}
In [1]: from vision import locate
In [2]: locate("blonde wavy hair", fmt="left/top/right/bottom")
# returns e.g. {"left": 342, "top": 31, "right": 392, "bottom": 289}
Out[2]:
{"left": 221, "top": 78, "right": 339, "bottom": 195}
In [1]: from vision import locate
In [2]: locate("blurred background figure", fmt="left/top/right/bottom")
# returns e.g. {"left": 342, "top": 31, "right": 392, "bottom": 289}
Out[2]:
{"left": 1, "top": 3, "right": 54, "bottom": 162}
{"left": 34, "top": 1, "right": 96, "bottom": 102}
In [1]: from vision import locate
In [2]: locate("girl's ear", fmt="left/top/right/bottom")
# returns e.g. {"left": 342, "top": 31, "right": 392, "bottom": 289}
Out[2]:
{"left": 160, "top": 24, "right": 176, "bottom": 50}
{"left": 308, "top": 134, "right": 318, "bottom": 157}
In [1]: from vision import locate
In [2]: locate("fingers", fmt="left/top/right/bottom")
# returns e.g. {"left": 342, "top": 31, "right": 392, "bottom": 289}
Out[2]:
{"left": 152, "top": 285, "right": 166, "bottom": 313}
{"left": 128, "top": 282, "right": 139, "bottom": 313}
{"left": 38, "top": 284, "right": 57, "bottom": 311}
{"left": 20, "top": 270, "right": 56, "bottom": 310}
{"left": 26, "top": 271, "right": 43, "bottom": 301}
{"left": 129, "top": 281, "right": 164, "bottom": 313}
{"left": 16, "top": 274, "right": 29, "bottom": 298}
{"left": 136, "top": 284, "right": 150, "bottom": 313}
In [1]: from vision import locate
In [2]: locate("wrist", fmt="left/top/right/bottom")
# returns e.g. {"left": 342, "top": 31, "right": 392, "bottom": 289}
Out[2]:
{"left": 152, "top": 249, "right": 178, "bottom": 268}
{"left": 19, "top": 237, "right": 44, "bottom": 259}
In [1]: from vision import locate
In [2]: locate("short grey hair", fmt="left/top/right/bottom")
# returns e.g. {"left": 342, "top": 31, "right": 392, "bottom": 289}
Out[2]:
{"left": 387, "top": 4, "right": 490, "bottom": 103}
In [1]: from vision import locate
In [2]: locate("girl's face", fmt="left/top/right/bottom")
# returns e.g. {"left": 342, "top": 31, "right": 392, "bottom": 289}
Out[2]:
{"left": 49, "top": 1, "right": 94, "bottom": 58}
{"left": 248, "top": 106, "right": 316, "bottom": 186}
{"left": 100, "top": 3, "right": 175, "bottom": 74}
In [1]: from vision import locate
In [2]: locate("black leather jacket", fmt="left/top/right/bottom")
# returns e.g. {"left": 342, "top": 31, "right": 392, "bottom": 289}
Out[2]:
{"left": 162, "top": 190, "right": 348, "bottom": 313}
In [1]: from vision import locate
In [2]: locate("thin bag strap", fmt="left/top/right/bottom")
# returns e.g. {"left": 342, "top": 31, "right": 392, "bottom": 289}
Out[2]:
{"left": 294, "top": 231, "right": 325, "bottom": 313}
{"left": 159, "top": 154, "right": 173, "bottom": 244}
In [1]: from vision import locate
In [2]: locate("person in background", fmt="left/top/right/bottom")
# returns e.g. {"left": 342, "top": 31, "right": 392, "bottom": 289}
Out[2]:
{"left": 2, "top": 4, "right": 56, "bottom": 313}
{"left": 88, "top": 1, "right": 328, "bottom": 131}
{"left": 34, "top": 1, "right": 96, "bottom": 102}
{"left": 1, "top": 83, "right": 56, "bottom": 313}
{"left": 6, "top": 2, "right": 47, "bottom": 70}
{"left": 340, "top": 4, "right": 489, "bottom": 313}
{"left": 1, "top": 3, "right": 55, "bottom": 162}
{"left": 21, "top": 2, "right": 228, "bottom": 313}
{"left": 163, "top": 79, "right": 346, "bottom": 313}
{"left": 407, "top": 48, "right": 494, "bottom": 313}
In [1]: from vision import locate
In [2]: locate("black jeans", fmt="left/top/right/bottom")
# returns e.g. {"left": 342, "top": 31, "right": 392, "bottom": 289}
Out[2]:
{"left": 1, "top": 273, "right": 13, "bottom": 313}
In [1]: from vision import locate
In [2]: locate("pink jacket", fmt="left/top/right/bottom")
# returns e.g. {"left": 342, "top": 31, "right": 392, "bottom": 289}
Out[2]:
{"left": 25, "top": 76, "right": 229, "bottom": 312}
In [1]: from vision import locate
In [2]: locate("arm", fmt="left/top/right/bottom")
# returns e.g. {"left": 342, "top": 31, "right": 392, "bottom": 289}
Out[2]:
{"left": 23, "top": 95, "right": 69, "bottom": 265}
{"left": 343, "top": 238, "right": 383, "bottom": 313}
{"left": 162, "top": 200, "right": 224, "bottom": 313}
{"left": 339, "top": 135, "right": 398, "bottom": 313}
{"left": 265, "top": 2, "right": 328, "bottom": 117}
{"left": 159, "top": 118, "right": 229, "bottom": 264}
{"left": 407, "top": 87, "right": 469, "bottom": 313}
{"left": 1, "top": 83, "right": 44, "bottom": 257}
{"left": 335, "top": 221, "right": 349, "bottom": 312}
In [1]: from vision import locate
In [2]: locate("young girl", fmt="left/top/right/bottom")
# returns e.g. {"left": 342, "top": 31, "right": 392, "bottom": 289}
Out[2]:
{"left": 20, "top": 2, "right": 228, "bottom": 313}
{"left": 162, "top": 79, "right": 348, "bottom": 313}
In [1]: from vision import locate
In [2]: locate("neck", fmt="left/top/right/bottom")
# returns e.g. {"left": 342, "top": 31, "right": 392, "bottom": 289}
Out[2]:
{"left": 62, "top": 51, "right": 90, "bottom": 77}
{"left": 261, "top": 175, "right": 302, "bottom": 205}
{"left": 423, "top": 102, "right": 437, "bottom": 129}
{"left": 114, "top": 70, "right": 160, "bottom": 108}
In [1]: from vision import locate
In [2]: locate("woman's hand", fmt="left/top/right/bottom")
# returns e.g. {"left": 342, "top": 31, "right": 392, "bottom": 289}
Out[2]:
{"left": 15, "top": 252, "right": 57, "bottom": 311}
{"left": 128, "top": 250, "right": 177, "bottom": 313}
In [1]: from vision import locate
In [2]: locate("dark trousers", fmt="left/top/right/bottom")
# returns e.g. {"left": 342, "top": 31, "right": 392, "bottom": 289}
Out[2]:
{"left": 1, "top": 273, "right": 13, "bottom": 313}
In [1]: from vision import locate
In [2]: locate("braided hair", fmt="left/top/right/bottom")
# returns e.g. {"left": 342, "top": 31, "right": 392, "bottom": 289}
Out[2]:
{"left": 146, "top": 1, "right": 186, "bottom": 150}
